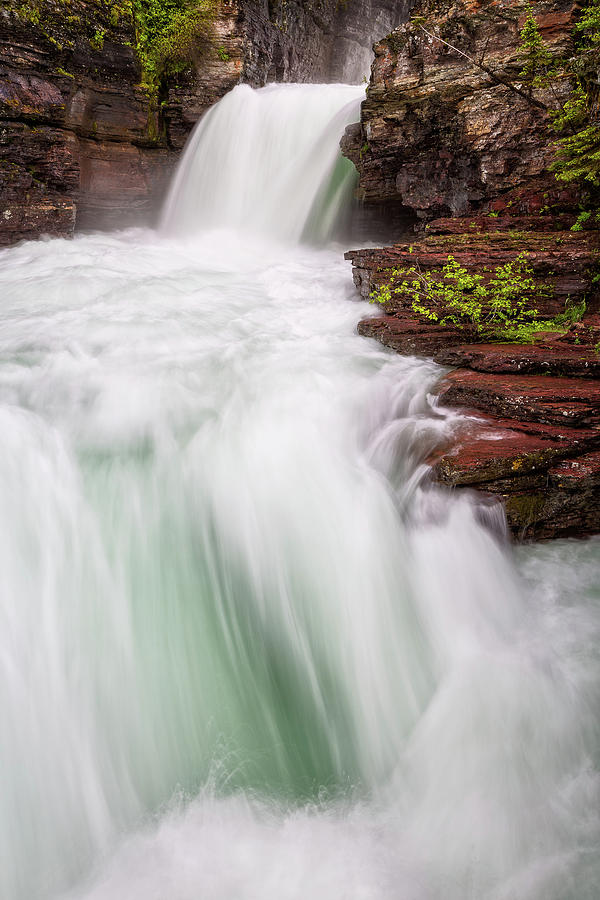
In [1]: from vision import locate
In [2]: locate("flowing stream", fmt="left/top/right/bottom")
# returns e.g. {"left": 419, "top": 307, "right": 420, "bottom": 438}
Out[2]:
{"left": 0, "top": 83, "right": 599, "bottom": 900}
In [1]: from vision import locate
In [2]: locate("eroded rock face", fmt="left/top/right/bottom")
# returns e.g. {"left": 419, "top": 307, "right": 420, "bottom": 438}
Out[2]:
{"left": 343, "top": 0, "right": 600, "bottom": 540}
{"left": 0, "top": 0, "right": 402, "bottom": 245}
{"left": 342, "top": 0, "right": 581, "bottom": 219}
{"left": 0, "top": 0, "right": 173, "bottom": 242}
{"left": 346, "top": 217, "right": 600, "bottom": 540}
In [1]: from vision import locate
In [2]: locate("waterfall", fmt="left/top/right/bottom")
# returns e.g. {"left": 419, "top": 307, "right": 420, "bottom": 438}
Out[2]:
{"left": 161, "top": 83, "right": 363, "bottom": 242}
{"left": 0, "top": 84, "right": 598, "bottom": 900}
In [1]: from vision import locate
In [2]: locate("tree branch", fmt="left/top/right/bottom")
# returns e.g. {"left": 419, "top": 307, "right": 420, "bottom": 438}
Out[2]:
{"left": 417, "top": 24, "right": 549, "bottom": 112}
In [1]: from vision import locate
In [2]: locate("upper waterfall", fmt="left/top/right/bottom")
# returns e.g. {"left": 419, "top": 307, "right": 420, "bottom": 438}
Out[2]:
{"left": 161, "top": 83, "right": 364, "bottom": 243}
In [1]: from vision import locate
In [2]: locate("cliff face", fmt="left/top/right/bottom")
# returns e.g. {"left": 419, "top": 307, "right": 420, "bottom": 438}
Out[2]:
{"left": 342, "top": 0, "right": 600, "bottom": 540}
{"left": 166, "top": 0, "right": 408, "bottom": 149}
{"left": 0, "top": 0, "right": 404, "bottom": 246}
{"left": 342, "top": 0, "right": 580, "bottom": 220}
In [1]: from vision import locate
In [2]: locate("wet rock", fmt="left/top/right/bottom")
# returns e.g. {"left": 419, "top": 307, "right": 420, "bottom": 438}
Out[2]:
{"left": 343, "top": 0, "right": 582, "bottom": 220}
{"left": 434, "top": 344, "right": 600, "bottom": 377}
{"left": 430, "top": 413, "right": 600, "bottom": 540}
{"left": 0, "top": 0, "right": 403, "bottom": 244}
{"left": 358, "top": 312, "right": 474, "bottom": 356}
{"left": 437, "top": 371, "right": 600, "bottom": 426}
{"left": 345, "top": 229, "right": 600, "bottom": 312}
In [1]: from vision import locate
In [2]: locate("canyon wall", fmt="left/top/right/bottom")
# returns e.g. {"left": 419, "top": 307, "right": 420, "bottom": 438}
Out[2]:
{"left": 0, "top": 0, "right": 406, "bottom": 245}
{"left": 342, "top": 0, "right": 581, "bottom": 222}
{"left": 343, "top": 0, "right": 600, "bottom": 540}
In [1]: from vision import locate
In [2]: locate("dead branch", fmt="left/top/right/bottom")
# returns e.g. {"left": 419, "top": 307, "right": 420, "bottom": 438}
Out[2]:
{"left": 417, "top": 24, "right": 549, "bottom": 112}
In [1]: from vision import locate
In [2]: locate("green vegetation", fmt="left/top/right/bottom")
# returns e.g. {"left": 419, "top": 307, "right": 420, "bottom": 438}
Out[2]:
{"left": 14, "top": 0, "right": 221, "bottom": 95}
{"left": 515, "top": 2, "right": 600, "bottom": 198}
{"left": 89, "top": 27, "right": 105, "bottom": 49}
{"left": 370, "top": 252, "right": 585, "bottom": 342}
{"left": 16, "top": 2, "right": 40, "bottom": 23}
{"left": 550, "top": 0, "right": 600, "bottom": 190}
{"left": 133, "top": 0, "right": 219, "bottom": 90}
{"left": 571, "top": 209, "right": 600, "bottom": 231}
{"left": 518, "top": 6, "right": 554, "bottom": 87}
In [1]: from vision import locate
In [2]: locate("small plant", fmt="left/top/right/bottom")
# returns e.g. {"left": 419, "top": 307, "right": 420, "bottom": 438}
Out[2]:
{"left": 518, "top": 6, "right": 554, "bottom": 87}
{"left": 549, "top": 1, "right": 600, "bottom": 189}
{"left": 216, "top": 45, "right": 230, "bottom": 61}
{"left": 369, "top": 252, "right": 576, "bottom": 342}
{"left": 16, "top": 2, "right": 40, "bottom": 24}
{"left": 571, "top": 210, "right": 593, "bottom": 231}
{"left": 90, "top": 28, "right": 105, "bottom": 50}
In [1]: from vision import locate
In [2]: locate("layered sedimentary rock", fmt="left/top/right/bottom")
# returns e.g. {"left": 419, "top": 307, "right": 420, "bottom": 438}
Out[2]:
{"left": 0, "top": 0, "right": 171, "bottom": 241}
{"left": 343, "top": 0, "right": 600, "bottom": 539}
{"left": 346, "top": 222, "right": 600, "bottom": 540}
{"left": 0, "top": 0, "right": 404, "bottom": 245}
{"left": 342, "top": 0, "right": 580, "bottom": 220}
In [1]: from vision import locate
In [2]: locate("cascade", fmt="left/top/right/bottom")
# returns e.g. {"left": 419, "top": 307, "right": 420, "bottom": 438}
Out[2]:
{"left": 161, "top": 83, "right": 364, "bottom": 242}
{"left": 0, "top": 84, "right": 598, "bottom": 900}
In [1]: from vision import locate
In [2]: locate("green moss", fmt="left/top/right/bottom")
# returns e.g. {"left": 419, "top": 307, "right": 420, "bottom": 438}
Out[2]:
{"left": 505, "top": 493, "right": 547, "bottom": 525}
{"left": 89, "top": 27, "right": 105, "bottom": 49}
{"left": 133, "top": 0, "right": 219, "bottom": 89}
{"left": 16, "top": 2, "right": 40, "bottom": 23}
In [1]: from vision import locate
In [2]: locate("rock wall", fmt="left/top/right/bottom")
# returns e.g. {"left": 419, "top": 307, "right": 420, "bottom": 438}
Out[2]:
{"left": 0, "top": 0, "right": 405, "bottom": 245}
{"left": 345, "top": 219, "right": 600, "bottom": 541}
{"left": 342, "top": 0, "right": 581, "bottom": 221}
{"left": 342, "top": 0, "right": 600, "bottom": 540}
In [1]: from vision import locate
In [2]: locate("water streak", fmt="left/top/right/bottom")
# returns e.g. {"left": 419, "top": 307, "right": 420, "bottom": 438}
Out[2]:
{"left": 161, "top": 83, "right": 363, "bottom": 241}
{"left": 0, "top": 84, "right": 598, "bottom": 900}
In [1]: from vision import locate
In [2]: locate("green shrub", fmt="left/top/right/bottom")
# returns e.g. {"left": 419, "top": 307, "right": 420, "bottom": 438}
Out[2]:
{"left": 369, "top": 253, "right": 583, "bottom": 342}
{"left": 134, "top": 0, "right": 218, "bottom": 87}
{"left": 550, "top": 0, "right": 600, "bottom": 190}
{"left": 519, "top": 6, "right": 554, "bottom": 86}
{"left": 89, "top": 28, "right": 105, "bottom": 50}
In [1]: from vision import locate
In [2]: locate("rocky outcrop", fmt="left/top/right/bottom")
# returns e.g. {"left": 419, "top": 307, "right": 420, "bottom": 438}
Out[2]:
{"left": 0, "top": 0, "right": 405, "bottom": 245}
{"left": 0, "top": 0, "right": 172, "bottom": 242}
{"left": 347, "top": 223, "right": 598, "bottom": 314}
{"left": 343, "top": 0, "right": 600, "bottom": 539}
{"left": 342, "top": 0, "right": 581, "bottom": 221}
{"left": 346, "top": 221, "right": 600, "bottom": 540}
{"left": 431, "top": 396, "right": 600, "bottom": 542}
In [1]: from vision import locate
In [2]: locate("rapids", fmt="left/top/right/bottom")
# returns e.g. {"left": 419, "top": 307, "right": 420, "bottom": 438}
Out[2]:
{"left": 0, "top": 84, "right": 598, "bottom": 900}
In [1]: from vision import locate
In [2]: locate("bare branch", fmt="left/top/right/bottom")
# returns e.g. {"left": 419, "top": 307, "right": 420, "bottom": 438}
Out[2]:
{"left": 478, "top": 35, "right": 491, "bottom": 66}
{"left": 417, "top": 24, "right": 549, "bottom": 112}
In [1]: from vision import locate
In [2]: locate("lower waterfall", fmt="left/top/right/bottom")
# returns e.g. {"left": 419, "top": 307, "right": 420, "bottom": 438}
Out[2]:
{"left": 0, "top": 84, "right": 598, "bottom": 900}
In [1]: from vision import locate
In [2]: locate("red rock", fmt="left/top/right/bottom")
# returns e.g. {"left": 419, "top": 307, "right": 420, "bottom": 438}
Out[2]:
{"left": 430, "top": 413, "right": 600, "bottom": 540}
{"left": 431, "top": 414, "right": 600, "bottom": 487}
{"left": 501, "top": 450, "right": 600, "bottom": 541}
{"left": 345, "top": 229, "right": 600, "bottom": 316}
{"left": 436, "top": 370, "right": 600, "bottom": 425}
{"left": 358, "top": 312, "right": 473, "bottom": 356}
{"left": 343, "top": 0, "right": 583, "bottom": 219}
{"left": 434, "top": 343, "right": 600, "bottom": 377}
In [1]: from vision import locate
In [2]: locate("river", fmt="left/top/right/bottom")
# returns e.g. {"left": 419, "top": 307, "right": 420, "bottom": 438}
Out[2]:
{"left": 0, "top": 83, "right": 598, "bottom": 900}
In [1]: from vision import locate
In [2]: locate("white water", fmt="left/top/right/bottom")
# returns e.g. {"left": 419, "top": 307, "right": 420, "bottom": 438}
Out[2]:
{"left": 0, "top": 85, "right": 599, "bottom": 900}
{"left": 162, "top": 83, "right": 363, "bottom": 242}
